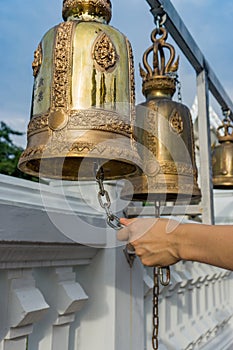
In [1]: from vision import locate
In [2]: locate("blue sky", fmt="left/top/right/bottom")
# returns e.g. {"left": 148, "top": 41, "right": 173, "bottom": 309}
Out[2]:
{"left": 0, "top": 0, "right": 233, "bottom": 147}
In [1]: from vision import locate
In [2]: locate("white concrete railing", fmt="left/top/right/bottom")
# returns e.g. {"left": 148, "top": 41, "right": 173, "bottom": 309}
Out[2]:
{"left": 144, "top": 264, "right": 233, "bottom": 350}
{"left": 0, "top": 174, "right": 105, "bottom": 350}
{"left": 0, "top": 174, "right": 232, "bottom": 350}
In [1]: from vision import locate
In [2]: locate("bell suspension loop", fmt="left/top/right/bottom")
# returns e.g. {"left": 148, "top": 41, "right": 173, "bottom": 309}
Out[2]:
{"left": 154, "top": 11, "right": 183, "bottom": 104}
{"left": 222, "top": 108, "right": 232, "bottom": 128}
{"left": 152, "top": 6, "right": 167, "bottom": 33}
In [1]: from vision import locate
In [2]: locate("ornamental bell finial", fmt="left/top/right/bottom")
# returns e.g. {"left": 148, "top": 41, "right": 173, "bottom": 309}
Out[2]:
{"left": 62, "top": 0, "right": 112, "bottom": 23}
{"left": 140, "top": 27, "right": 179, "bottom": 99}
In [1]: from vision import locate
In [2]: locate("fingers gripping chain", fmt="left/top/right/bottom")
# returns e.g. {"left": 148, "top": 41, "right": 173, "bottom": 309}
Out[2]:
{"left": 94, "top": 163, "right": 136, "bottom": 266}
{"left": 95, "top": 163, "right": 122, "bottom": 230}
{"left": 94, "top": 164, "right": 170, "bottom": 350}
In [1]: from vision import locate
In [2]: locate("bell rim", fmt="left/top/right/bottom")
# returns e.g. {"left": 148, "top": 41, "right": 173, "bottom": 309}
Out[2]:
{"left": 18, "top": 154, "right": 142, "bottom": 181}
{"left": 120, "top": 175, "right": 202, "bottom": 202}
{"left": 213, "top": 176, "right": 233, "bottom": 189}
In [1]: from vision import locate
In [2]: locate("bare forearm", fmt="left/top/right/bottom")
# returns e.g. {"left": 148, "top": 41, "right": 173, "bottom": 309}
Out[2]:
{"left": 178, "top": 224, "right": 233, "bottom": 270}
{"left": 118, "top": 218, "right": 233, "bottom": 269}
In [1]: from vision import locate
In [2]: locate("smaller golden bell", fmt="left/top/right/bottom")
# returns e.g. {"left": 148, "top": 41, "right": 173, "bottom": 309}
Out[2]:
{"left": 121, "top": 27, "right": 201, "bottom": 202}
{"left": 212, "top": 116, "right": 233, "bottom": 189}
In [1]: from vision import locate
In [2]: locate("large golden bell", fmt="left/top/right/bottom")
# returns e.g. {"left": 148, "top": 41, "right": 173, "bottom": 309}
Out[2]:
{"left": 18, "top": 0, "right": 141, "bottom": 180}
{"left": 212, "top": 117, "right": 233, "bottom": 189}
{"left": 121, "top": 28, "right": 201, "bottom": 202}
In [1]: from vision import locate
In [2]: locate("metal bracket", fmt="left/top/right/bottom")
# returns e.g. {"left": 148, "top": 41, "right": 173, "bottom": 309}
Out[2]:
{"left": 150, "top": 5, "right": 167, "bottom": 26}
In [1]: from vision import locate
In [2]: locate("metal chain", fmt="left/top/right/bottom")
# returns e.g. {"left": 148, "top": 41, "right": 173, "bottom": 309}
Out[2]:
{"left": 95, "top": 167, "right": 170, "bottom": 350}
{"left": 95, "top": 164, "right": 122, "bottom": 230}
{"left": 166, "top": 72, "right": 182, "bottom": 103}
{"left": 176, "top": 75, "right": 182, "bottom": 103}
{"left": 153, "top": 202, "right": 160, "bottom": 350}
{"left": 152, "top": 202, "right": 171, "bottom": 349}
{"left": 94, "top": 163, "right": 136, "bottom": 266}
{"left": 152, "top": 267, "right": 159, "bottom": 350}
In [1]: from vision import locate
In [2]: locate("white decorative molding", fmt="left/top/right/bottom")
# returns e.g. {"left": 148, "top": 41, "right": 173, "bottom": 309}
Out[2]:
{"left": 0, "top": 174, "right": 107, "bottom": 247}
{"left": 29, "top": 267, "right": 88, "bottom": 350}
{"left": 0, "top": 269, "right": 49, "bottom": 350}
{"left": 0, "top": 243, "right": 99, "bottom": 269}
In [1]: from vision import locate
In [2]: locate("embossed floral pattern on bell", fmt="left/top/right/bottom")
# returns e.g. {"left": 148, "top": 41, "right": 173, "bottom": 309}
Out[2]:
{"left": 169, "top": 110, "right": 184, "bottom": 134}
{"left": 93, "top": 32, "right": 118, "bottom": 72}
{"left": 32, "top": 43, "right": 42, "bottom": 78}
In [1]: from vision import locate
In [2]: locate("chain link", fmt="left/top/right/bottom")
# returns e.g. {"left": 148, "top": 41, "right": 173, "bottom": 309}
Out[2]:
{"left": 95, "top": 164, "right": 122, "bottom": 231}
{"left": 152, "top": 267, "right": 159, "bottom": 350}
{"left": 95, "top": 167, "right": 170, "bottom": 349}
{"left": 176, "top": 76, "right": 182, "bottom": 103}
{"left": 153, "top": 202, "right": 160, "bottom": 350}
{"left": 166, "top": 72, "right": 182, "bottom": 103}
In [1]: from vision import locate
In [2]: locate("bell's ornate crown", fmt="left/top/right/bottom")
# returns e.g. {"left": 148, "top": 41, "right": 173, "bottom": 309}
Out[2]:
{"left": 140, "top": 27, "right": 179, "bottom": 98}
{"left": 217, "top": 117, "right": 233, "bottom": 143}
{"left": 62, "top": 0, "right": 112, "bottom": 23}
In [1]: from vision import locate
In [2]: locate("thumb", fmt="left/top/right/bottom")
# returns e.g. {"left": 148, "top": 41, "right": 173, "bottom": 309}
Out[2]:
{"left": 117, "top": 218, "right": 137, "bottom": 241}
{"left": 119, "top": 217, "right": 137, "bottom": 226}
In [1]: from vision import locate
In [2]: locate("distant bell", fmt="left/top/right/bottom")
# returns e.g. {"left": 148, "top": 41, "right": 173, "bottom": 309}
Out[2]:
{"left": 212, "top": 116, "right": 233, "bottom": 189}
{"left": 18, "top": 0, "right": 141, "bottom": 180}
{"left": 121, "top": 27, "right": 201, "bottom": 202}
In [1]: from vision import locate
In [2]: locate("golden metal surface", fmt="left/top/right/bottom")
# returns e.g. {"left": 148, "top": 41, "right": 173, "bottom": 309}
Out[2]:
{"left": 121, "top": 27, "right": 201, "bottom": 202}
{"left": 18, "top": 1, "right": 141, "bottom": 180}
{"left": 140, "top": 28, "right": 179, "bottom": 99}
{"left": 212, "top": 118, "right": 233, "bottom": 189}
{"left": 92, "top": 32, "right": 117, "bottom": 72}
{"left": 32, "top": 43, "right": 42, "bottom": 78}
{"left": 62, "top": 0, "right": 112, "bottom": 23}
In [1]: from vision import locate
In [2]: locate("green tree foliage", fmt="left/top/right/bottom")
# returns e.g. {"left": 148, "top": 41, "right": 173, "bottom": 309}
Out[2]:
{"left": 0, "top": 121, "right": 38, "bottom": 181}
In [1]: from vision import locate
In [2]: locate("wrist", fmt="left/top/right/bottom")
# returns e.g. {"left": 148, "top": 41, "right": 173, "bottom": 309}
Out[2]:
{"left": 165, "top": 220, "right": 187, "bottom": 261}
{"left": 176, "top": 222, "right": 207, "bottom": 262}
{"left": 173, "top": 222, "right": 190, "bottom": 261}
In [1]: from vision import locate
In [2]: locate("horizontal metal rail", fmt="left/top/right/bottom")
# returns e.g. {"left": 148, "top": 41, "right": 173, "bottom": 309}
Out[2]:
{"left": 146, "top": 0, "right": 233, "bottom": 119}
{"left": 124, "top": 205, "right": 202, "bottom": 218}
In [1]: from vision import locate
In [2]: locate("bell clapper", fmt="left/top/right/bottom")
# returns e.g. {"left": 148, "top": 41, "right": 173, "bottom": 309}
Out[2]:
{"left": 94, "top": 162, "right": 136, "bottom": 267}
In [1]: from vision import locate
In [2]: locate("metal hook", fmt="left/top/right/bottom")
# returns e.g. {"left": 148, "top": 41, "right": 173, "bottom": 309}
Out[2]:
{"left": 107, "top": 215, "right": 123, "bottom": 230}
{"left": 151, "top": 9, "right": 167, "bottom": 32}
{"left": 158, "top": 266, "right": 170, "bottom": 286}
{"left": 151, "top": 6, "right": 167, "bottom": 27}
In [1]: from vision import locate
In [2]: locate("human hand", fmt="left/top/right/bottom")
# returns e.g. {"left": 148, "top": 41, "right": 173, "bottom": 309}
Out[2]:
{"left": 117, "top": 217, "right": 182, "bottom": 267}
